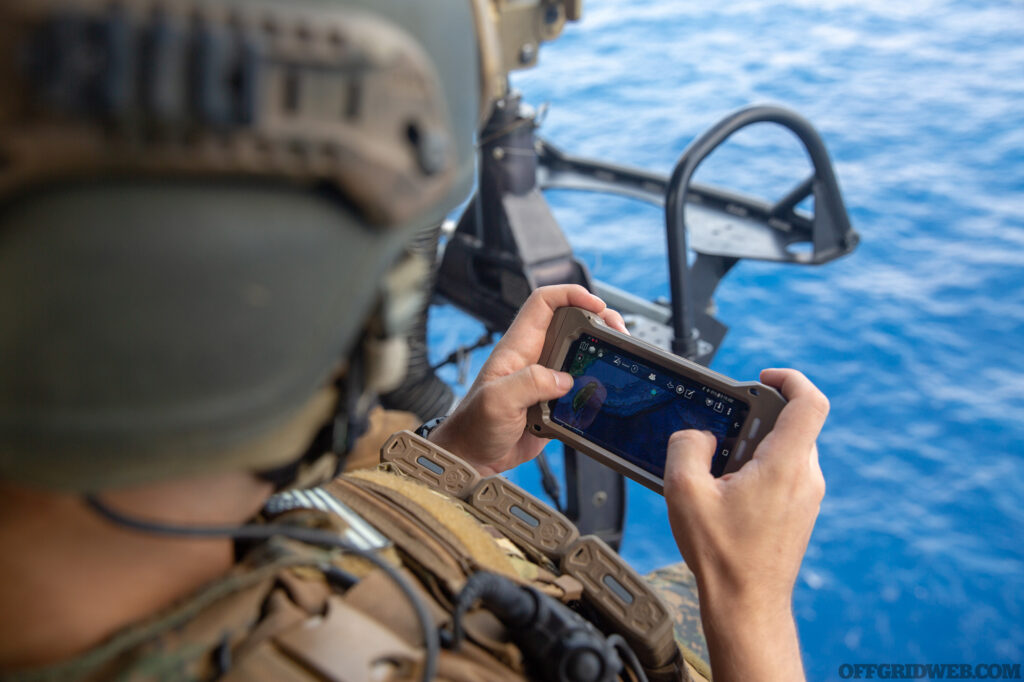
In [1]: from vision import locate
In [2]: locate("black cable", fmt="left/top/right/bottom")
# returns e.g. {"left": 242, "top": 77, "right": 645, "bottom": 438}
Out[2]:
{"left": 450, "top": 572, "right": 625, "bottom": 682}
{"left": 84, "top": 495, "right": 439, "bottom": 682}
{"left": 448, "top": 571, "right": 538, "bottom": 650}
{"left": 430, "top": 331, "right": 495, "bottom": 372}
{"left": 607, "top": 634, "right": 648, "bottom": 682}
{"left": 476, "top": 116, "right": 534, "bottom": 148}
{"left": 535, "top": 452, "right": 564, "bottom": 514}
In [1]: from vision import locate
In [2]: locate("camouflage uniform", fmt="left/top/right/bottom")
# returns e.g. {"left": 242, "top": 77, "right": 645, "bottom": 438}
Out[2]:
{"left": 646, "top": 564, "right": 712, "bottom": 681}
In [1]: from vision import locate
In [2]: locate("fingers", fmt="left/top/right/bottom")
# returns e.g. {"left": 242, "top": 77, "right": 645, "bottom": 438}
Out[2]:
{"left": 757, "top": 368, "right": 830, "bottom": 468}
{"left": 760, "top": 368, "right": 827, "bottom": 410}
{"left": 493, "top": 364, "right": 574, "bottom": 412}
{"left": 498, "top": 285, "right": 604, "bottom": 359}
{"left": 664, "top": 430, "right": 717, "bottom": 485}
{"left": 488, "top": 285, "right": 622, "bottom": 376}
{"left": 598, "top": 306, "right": 629, "bottom": 334}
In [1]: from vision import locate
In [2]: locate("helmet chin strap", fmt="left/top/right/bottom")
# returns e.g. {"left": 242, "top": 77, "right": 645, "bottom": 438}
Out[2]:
{"left": 255, "top": 354, "right": 370, "bottom": 492}
{"left": 258, "top": 250, "right": 427, "bottom": 492}
{"left": 362, "top": 249, "right": 430, "bottom": 396}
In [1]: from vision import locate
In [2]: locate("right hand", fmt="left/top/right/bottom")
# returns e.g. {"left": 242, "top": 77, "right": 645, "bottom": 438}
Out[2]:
{"left": 663, "top": 368, "right": 828, "bottom": 681}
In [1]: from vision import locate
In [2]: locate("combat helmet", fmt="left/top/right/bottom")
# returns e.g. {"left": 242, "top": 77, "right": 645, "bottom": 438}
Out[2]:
{"left": 0, "top": 0, "right": 509, "bottom": 490}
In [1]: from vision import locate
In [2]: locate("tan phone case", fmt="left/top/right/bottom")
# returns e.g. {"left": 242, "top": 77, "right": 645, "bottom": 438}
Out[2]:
{"left": 525, "top": 306, "right": 786, "bottom": 494}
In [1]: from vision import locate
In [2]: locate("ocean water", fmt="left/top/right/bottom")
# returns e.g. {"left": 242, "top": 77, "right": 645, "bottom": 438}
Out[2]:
{"left": 428, "top": 1, "right": 1024, "bottom": 678}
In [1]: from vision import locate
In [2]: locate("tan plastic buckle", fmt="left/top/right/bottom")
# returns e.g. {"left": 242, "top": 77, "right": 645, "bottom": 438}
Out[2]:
{"left": 470, "top": 476, "right": 580, "bottom": 559}
{"left": 380, "top": 430, "right": 680, "bottom": 674}
{"left": 382, "top": 430, "right": 579, "bottom": 558}
{"left": 561, "top": 536, "right": 677, "bottom": 670}
{"left": 380, "top": 429, "right": 482, "bottom": 499}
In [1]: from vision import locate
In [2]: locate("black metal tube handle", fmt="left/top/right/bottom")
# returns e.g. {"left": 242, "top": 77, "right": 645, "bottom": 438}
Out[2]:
{"left": 665, "top": 104, "right": 856, "bottom": 356}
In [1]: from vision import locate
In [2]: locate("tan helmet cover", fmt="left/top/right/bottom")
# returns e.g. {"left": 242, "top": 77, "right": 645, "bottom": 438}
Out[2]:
{"left": 0, "top": 0, "right": 489, "bottom": 490}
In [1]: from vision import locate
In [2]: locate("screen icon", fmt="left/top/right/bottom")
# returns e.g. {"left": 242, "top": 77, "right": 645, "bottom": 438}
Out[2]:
{"left": 714, "top": 401, "right": 724, "bottom": 413}
{"left": 721, "top": 449, "right": 730, "bottom": 458}
{"left": 684, "top": 388, "right": 695, "bottom": 399}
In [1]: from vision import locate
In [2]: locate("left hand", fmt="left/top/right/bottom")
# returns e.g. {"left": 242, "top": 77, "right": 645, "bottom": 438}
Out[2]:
{"left": 428, "top": 285, "right": 628, "bottom": 476}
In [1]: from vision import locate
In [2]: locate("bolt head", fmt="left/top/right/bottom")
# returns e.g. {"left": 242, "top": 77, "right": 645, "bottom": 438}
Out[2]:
{"left": 519, "top": 43, "right": 536, "bottom": 64}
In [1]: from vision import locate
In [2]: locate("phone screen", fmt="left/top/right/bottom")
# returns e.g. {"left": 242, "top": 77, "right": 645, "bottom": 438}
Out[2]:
{"left": 549, "top": 334, "right": 749, "bottom": 478}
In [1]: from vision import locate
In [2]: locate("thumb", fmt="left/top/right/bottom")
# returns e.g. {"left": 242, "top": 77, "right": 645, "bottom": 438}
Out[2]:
{"left": 665, "top": 430, "right": 717, "bottom": 486}
{"left": 498, "top": 365, "right": 574, "bottom": 410}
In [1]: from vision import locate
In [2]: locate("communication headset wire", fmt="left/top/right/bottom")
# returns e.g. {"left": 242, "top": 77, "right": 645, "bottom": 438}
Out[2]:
{"left": 84, "top": 495, "right": 439, "bottom": 682}
{"left": 607, "top": 634, "right": 649, "bottom": 682}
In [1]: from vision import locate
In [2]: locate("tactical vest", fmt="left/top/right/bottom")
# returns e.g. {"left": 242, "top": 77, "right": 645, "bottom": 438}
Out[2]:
{"left": 3, "top": 431, "right": 711, "bottom": 682}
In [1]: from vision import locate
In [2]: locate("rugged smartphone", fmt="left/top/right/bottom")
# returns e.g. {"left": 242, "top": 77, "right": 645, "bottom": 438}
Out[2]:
{"left": 526, "top": 307, "right": 786, "bottom": 494}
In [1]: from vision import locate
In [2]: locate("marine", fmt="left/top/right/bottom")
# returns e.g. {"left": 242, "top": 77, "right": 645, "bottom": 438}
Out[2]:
{"left": 0, "top": 0, "right": 830, "bottom": 680}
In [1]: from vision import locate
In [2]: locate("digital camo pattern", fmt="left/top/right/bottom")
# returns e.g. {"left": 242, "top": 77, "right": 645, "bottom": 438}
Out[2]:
{"left": 645, "top": 562, "right": 710, "bottom": 673}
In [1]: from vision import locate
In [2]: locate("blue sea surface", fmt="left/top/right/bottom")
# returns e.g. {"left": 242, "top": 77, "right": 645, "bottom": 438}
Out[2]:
{"left": 428, "top": 1, "right": 1024, "bottom": 678}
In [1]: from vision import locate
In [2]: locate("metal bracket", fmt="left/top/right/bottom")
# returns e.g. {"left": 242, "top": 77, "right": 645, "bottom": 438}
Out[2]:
{"left": 436, "top": 92, "right": 592, "bottom": 331}
{"left": 564, "top": 447, "right": 625, "bottom": 551}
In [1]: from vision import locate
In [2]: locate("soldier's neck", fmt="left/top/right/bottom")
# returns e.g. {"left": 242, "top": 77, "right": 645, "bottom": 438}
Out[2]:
{"left": 0, "top": 473, "right": 272, "bottom": 673}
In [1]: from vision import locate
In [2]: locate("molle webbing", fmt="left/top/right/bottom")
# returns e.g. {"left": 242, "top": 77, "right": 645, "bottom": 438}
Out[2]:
{"left": 326, "top": 476, "right": 470, "bottom": 594}
{"left": 344, "top": 468, "right": 520, "bottom": 579}
{"left": 379, "top": 430, "right": 690, "bottom": 682}
{"left": 334, "top": 467, "right": 586, "bottom": 602}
